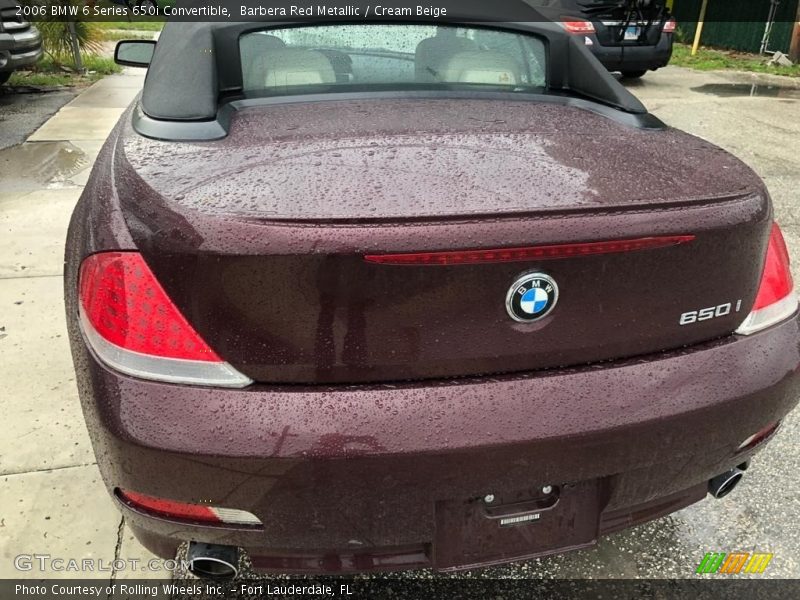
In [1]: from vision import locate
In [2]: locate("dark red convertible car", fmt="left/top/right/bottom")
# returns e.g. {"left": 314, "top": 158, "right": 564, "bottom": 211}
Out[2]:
{"left": 66, "top": 4, "right": 799, "bottom": 578}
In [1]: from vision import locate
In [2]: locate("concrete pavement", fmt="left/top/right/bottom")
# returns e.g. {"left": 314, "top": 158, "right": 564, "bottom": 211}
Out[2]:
{"left": 0, "top": 70, "right": 165, "bottom": 582}
{"left": 1, "top": 65, "right": 800, "bottom": 581}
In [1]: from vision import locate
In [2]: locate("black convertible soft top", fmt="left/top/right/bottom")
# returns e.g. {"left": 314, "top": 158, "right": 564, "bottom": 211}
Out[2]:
{"left": 138, "top": 0, "right": 653, "bottom": 138}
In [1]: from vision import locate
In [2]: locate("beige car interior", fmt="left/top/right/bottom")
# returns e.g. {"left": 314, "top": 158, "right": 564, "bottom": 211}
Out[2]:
{"left": 244, "top": 46, "right": 336, "bottom": 90}
{"left": 415, "top": 33, "right": 479, "bottom": 82}
{"left": 436, "top": 51, "right": 523, "bottom": 85}
{"left": 242, "top": 31, "right": 524, "bottom": 91}
{"left": 414, "top": 32, "right": 523, "bottom": 86}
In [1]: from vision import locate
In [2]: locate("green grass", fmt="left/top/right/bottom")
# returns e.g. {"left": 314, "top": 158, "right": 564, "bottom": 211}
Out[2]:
{"left": 7, "top": 72, "right": 73, "bottom": 87}
{"left": 8, "top": 54, "right": 121, "bottom": 88}
{"left": 670, "top": 43, "right": 800, "bottom": 77}
{"left": 98, "top": 29, "right": 155, "bottom": 42}
{"left": 95, "top": 21, "right": 164, "bottom": 32}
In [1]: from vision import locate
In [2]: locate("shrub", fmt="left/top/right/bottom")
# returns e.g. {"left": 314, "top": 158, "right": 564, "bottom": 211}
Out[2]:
{"left": 37, "top": 1, "right": 104, "bottom": 69}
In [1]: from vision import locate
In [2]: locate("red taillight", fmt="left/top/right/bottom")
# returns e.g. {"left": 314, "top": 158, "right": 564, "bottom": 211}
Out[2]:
{"left": 736, "top": 223, "right": 798, "bottom": 335}
{"left": 663, "top": 18, "right": 677, "bottom": 33}
{"left": 364, "top": 236, "right": 695, "bottom": 266}
{"left": 78, "top": 252, "right": 251, "bottom": 387}
{"left": 753, "top": 223, "right": 793, "bottom": 310}
{"left": 562, "top": 19, "right": 596, "bottom": 34}
{"left": 121, "top": 490, "right": 220, "bottom": 523}
{"left": 80, "top": 252, "right": 219, "bottom": 362}
{"left": 118, "top": 490, "right": 262, "bottom": 527}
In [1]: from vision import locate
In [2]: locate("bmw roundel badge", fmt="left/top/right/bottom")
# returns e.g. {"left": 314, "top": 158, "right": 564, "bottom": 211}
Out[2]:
{"left": 506, "top": 273, "right": 559, "bottom": 323}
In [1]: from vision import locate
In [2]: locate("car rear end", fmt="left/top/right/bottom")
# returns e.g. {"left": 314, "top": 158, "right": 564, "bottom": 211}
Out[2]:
{"left": 549, "top": 0, "right": 676, "bottom": 76}
{"left": 0, "top": 0, "right": 42, "bottom": 82}
{"left": 65, "top": 19, "right": 800, "bottom": 574}
{"left": 65, "top": 175, "right": 800, "bottom": 572}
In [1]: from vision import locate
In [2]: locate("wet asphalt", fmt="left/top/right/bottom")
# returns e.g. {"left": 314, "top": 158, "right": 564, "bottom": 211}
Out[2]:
{"left": 0, "top": 85, "right": 76, "bottom": 151}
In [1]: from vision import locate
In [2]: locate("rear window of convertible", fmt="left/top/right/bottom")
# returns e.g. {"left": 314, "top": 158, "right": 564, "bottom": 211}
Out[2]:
{"left": 239, "top": 24, "right": 547, "bottom": 96}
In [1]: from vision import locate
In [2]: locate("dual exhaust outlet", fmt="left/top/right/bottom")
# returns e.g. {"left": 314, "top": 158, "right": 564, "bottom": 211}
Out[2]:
{"left": 184, "top": 466, "right": 747, "bottom": 580}
{"left": 708, "top": 464, "right": 747, "bottom": 500}
{"left": 186, "top": 542, "right": 238, "bottom": 580}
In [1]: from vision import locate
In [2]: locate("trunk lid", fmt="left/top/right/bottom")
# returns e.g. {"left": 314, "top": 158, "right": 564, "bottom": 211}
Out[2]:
{"left": 116, "top": 99, "right": 770, "bottom": 384}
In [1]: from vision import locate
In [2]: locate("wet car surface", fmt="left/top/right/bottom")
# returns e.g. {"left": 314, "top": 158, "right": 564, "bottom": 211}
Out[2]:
{"left": 3, "top": 62, "right": 799, "bottom": 583}
{"left": 63, "top": 12, "right": 800, "bottom": 578}
{"left": 223, "top": 69, "right": 800, "bottom": 579}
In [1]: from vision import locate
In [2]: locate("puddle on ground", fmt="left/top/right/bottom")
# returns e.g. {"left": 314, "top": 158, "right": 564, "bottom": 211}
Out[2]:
{"left": 0, "top": 141, "right": 88, "bottom": 192}
{"left": 0, "top": 84, "right": 69, "bottom": 96}
{"left": 691, "top": 83, "right": 800, "bottom": 99}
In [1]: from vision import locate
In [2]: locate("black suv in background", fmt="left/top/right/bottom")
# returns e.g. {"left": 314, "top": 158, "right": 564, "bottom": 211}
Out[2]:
{"left": 0, "top": 0, "right": 43, "bottom": 85}
{"left": 530, "top": 0, "right": 675, "bottom": 78}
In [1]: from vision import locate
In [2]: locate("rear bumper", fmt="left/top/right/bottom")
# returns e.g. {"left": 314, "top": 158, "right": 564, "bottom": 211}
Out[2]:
{"left": 587, "top": 34, "right": 673, "bottom": 73}
{"left": 71, "top": 313, "right": 800, "bottom": 573}
{"left": 0, "top": 27, "right": 42, "bottom": 72}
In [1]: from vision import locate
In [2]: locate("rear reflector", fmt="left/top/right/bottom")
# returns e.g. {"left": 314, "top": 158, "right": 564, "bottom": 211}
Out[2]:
{"left": 737, "top": 422, "right": 781, "bottom": 453}
{"left": 364, "top": 236, "right": 695, "bottom": 266}
{"left": 78, "top": 252, "right": 252, "bottom": 388}
{"left": 562, "top": 19, "right": 596, "bottom": 34}
{"left": 118, "top": 490, "right": 262, "bottom": 527}
{"left": 736, "top": 223, "right": 798, "bottom": 335}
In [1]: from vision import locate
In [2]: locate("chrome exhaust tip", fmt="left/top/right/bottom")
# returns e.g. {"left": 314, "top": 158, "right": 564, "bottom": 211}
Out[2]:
{"left": 709, "top": 467, "right": 745, "bottom": 499}
{"left": 187, "top": 542, "right": 239, "bottom": 580}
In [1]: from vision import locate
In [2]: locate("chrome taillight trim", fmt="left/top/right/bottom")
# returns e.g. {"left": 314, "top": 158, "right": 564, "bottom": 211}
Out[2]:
{"left": 211, "top": 507, "right": 263, "bottom": 525}
{"left": 735, "top": 292, "right": 799, "bottom": 336}
{"left": 79, "top": 308, "right": 253, "bottom": 388}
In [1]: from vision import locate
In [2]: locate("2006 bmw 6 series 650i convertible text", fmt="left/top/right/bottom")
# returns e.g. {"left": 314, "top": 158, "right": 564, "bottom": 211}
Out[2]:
{"left": 65, "top": 5, "right": 800, "bottom": 578}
